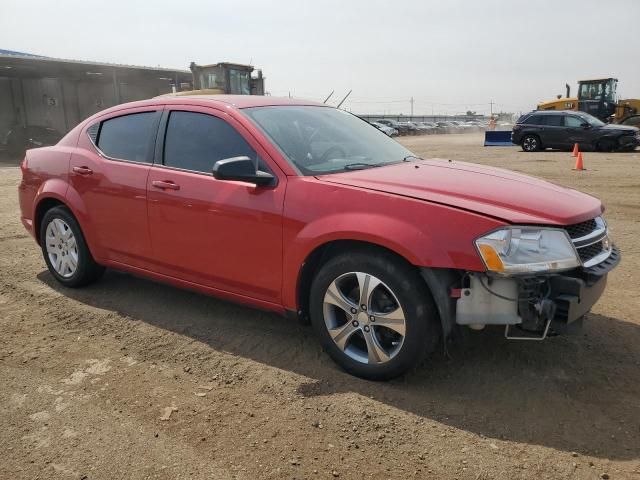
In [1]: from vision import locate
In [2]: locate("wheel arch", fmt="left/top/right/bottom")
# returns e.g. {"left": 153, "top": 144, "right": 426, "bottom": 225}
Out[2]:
{"left": 294, "top": 239, "right": 427, "bottom": 323}
{"left": 522, "top": 132, "right": 542, "bottom": 150}
{"left": 34, "top": 197, "right": 66, "bottom": 244}
{"left": 32, "top": 184, "right": 104, "bottom": 260}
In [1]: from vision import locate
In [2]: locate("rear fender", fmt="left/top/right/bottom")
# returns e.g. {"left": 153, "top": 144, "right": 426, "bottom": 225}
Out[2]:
{"left": 33, "top": 181, "right": 105, "bottom": 260}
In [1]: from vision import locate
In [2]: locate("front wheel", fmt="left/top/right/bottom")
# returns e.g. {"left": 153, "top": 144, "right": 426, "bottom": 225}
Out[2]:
{"left": 40, "top": 206, "right": 105, "bottom": 288}
{"left": 597, "top": 138, "right": 617, "bottom": 152}
{"left": 521, "top": 135, "right": 541, "bottom": 152}
{"left": 309, "top": 250, "right": 440, "bottom": 380}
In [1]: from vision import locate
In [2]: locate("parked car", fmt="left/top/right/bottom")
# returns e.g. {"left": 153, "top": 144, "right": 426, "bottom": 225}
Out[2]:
{"left": 512, "top": 110, "right": 640, "bottom": 152}
{"left": 415, "top": 122, "right": 437, "bottom": 134}
{"left": 19, "top": 95, "right": 619, "bottom": 380}
{"left": 375, "top": 119, "right": 408, "bottom": 135}
{"left": 370, "top": 121, "right": 398, "bottom": 137}
{"left": 2, "top": 125, "right": 63, "bottom": 156}
{"left": 397, "top": 121, "right": 420, "bottom": 135}
{"left": 449, "top": 121, "right": 471, "bottom": 132}
{"left": 620, "top": 115, "right": 640, "bottom": 129}
{"left": 436, "top": 121, "right": 458, "bottom": 133}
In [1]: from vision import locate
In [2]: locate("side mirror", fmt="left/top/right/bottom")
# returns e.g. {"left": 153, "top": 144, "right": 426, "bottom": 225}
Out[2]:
{"left": 212, "top": 156, "right": 275, "bottom": 186}
{"left": 581, "top": 122, "right": 592, "bottom": 129}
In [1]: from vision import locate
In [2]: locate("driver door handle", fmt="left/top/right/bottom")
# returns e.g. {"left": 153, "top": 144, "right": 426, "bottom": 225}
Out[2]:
{"left": 152, "top": 180, "right": 180, "bottom": 191}
{"left": 72, "top": 166, "right": 93, "bottom": 175}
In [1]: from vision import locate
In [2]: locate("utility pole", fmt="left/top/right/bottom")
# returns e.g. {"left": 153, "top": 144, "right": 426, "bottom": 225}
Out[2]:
{"left": 490, "top": 100, "right": 494, "bottom": 117}
{"left": 410, "top": 97, "right": 414, "bottom": 117}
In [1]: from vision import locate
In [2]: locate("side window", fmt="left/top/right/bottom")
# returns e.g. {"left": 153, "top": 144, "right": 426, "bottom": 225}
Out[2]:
{"left": 163, "top": 111, "right": 265, "bottom": 174}
{"left": 565, "top": 116, "right": 583, "bottom": 128}
{"left": 541, "top": 115, "right": 563, "bottom": 127}
{"left": 523, "top": 115, "right": 542, "bottom": 125}
{"left": 96, "top": 112, "right": 159, "bottom": 162}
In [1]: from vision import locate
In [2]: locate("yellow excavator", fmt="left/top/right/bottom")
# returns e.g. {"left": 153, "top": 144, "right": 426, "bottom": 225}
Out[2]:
{"left": 537, "top": 78, "right": 640, "bottom": 124}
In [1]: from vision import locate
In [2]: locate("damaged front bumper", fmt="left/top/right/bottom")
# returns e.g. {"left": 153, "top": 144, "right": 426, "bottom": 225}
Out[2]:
{"left": 422, "top": 245, "right": 620, "bottom": 341}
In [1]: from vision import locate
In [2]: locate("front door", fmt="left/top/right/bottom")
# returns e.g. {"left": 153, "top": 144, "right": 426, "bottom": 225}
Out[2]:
{"left": 563, "top": 114, "right": 593, "bottom": 150}
{"left": 146, "top": 107, "right": 285, "bottom": 304}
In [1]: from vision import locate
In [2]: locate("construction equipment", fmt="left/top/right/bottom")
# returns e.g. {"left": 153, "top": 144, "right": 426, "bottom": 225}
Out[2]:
{"left": 537, "top": 78, "right": 640, "bottom": 123}
{"left": 166, "top": 62, "right": 265, "bottom": 96}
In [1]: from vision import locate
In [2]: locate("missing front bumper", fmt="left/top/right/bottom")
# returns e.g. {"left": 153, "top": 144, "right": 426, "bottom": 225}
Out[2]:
{"left": 453, "top": 245, "right": 620, "bottom": 337}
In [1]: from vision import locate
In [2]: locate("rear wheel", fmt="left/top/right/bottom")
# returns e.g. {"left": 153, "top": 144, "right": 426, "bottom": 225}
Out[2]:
{"left": 40, "top": 206, "right": 104, "bottom": 288}
{"left": 309, "top": 249, "right": 440, "bottom": 380}
{"left": 521, "top": 135, "right": 541, "bottom": 152}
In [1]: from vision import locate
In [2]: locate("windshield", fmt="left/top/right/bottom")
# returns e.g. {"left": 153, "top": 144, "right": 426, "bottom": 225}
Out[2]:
{"left": 244, "top": 106, "right": 415, "bottom": 175}
{"left": 577, "top": 112, "right": 605, "bottom": 127}
{"left": 578, "top": 80, "right": 617, "bottom": 103}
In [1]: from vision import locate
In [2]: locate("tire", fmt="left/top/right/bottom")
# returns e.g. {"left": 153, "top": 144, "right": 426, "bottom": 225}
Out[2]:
{"left": 597, "top": 138, "right": 617, "bottom": 152}
{"left": 309, "top": 249, "right": 440, "bottom": 380}
{"left": 40, "top": 206, "right": 104, "bottom": 288}
{"left": 521, "top": 134, "right": 541, "bottom": 152}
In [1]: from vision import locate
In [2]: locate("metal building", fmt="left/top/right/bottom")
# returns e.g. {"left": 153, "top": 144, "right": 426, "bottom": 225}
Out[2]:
{"left": 0, "top": 49, "right": 192, "bottom": 139}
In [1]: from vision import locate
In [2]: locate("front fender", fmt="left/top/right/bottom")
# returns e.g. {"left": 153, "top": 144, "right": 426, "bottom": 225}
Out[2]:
{"left": 292, "top": 211, "right": 435, "bottom": 266}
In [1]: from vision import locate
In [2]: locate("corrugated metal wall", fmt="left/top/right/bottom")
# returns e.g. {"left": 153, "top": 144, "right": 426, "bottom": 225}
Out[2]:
{"left": 0, "top": 75, "right": 175, "bottom": 138}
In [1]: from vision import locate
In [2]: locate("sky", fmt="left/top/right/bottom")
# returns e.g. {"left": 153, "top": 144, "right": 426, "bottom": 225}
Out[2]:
{"left": 1, "top": 0, "right": 639, "bottom": 116}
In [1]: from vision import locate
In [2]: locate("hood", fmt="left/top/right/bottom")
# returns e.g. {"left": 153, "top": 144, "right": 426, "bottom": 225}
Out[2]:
{"left": 318, "top": 159, "right": 603, "bottom": 225}
{"left": 600, "top": 124, "right": 639, "bottom": 133}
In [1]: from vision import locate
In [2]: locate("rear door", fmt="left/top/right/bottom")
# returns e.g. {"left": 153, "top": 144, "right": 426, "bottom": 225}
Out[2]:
{"left": 146, "top": 106, "right": 285, "bottom": 304}
{"left": 70, "top": 107, "right": 162, "bottom": 267}
{"left": 539, "top": 114, "right": 565, "bottom": 148}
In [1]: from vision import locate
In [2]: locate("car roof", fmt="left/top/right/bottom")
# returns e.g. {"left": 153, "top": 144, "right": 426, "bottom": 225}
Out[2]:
{"left": 526, "top": 110, "right": 578, "bottom": 115}
{"left": 162, "top": 94, "right": 326, "bottom": 109}
{"left": 90, "top": 95, "right": 327, "bottom": 118}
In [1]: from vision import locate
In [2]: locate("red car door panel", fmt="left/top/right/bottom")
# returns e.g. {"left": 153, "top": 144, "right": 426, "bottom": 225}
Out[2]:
{"left": 70, "top": 107, "right": 162, "bottom": 267}
{"left": 146, "top": 107, "right": 285, "bottom": 303}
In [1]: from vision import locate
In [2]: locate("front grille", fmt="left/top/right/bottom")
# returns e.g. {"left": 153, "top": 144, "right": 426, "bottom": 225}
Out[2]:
{"left": 577, "top": 241, "right": 603, "bottom": 263}
{"left": 561, "top": 217, "right": 610, "bottom": 267}
{"left": 564, "top": 218, "right": 597, "bottom": 239}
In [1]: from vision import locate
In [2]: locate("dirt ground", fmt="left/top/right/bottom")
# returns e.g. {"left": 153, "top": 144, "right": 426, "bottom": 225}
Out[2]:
{"left": 1, "top": 133, "right": 639, "bottom": 480}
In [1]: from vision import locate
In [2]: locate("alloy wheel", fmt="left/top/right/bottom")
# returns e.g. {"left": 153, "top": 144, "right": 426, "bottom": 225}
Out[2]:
{"left": 45, "top": 218, "right": 78, "bottom": 278}
{"left": 322, "top": 272, "right": 406, "bottom": 364}
{"left": 523, "top": 136, "right": 538, "bottom": 152}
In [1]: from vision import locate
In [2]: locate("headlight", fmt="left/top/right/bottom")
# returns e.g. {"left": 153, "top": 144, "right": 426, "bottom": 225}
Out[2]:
{"left": 475, "top": 227, "right": 580, "bottom": 274}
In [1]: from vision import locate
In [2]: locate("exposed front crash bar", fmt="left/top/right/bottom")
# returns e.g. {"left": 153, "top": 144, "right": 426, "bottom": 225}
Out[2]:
{"left": 420, "top": 245, "right": 620, "bottom": 341}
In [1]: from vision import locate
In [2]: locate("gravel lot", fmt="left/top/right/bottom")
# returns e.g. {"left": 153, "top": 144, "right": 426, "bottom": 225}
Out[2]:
{"left": 1, "top": 133, "right": 639, "bottom": 479}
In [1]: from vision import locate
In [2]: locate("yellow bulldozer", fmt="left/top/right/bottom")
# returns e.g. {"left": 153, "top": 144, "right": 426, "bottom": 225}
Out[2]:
{"left": 537, "top": 78, "right": 640, "bottom": 125}
{"left": 162, "top": 62, "right": 265, "bottom": 97}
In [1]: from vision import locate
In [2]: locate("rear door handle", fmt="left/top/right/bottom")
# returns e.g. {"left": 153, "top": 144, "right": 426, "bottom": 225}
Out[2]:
{"left": 151, "top": 180, "right": 180, "bottom": 191}
{"left": 72, "top": 166, "right": 93, "bottom": 175}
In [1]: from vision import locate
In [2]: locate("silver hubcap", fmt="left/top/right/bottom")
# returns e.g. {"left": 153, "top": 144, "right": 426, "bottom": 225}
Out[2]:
{"left": 323, "top": 272, "right": 406, "bottom": 365}
{"left": 524, "top": 137, "right": 537, "bottom": 150}
{"left": 45, "top": 218, "right": 78, "bottom": 278}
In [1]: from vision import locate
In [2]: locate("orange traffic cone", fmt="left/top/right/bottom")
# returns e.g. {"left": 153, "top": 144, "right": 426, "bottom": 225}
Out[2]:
{"left": 572, "top": 143, "right": 579, "bottom": 157}
{"left": 573, "top": 152, "right": 585, "bottom": 171}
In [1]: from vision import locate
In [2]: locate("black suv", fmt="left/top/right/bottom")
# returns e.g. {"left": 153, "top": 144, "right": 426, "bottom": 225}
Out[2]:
{"left": 511, "top": 110, "right": 639, "bottom": 152}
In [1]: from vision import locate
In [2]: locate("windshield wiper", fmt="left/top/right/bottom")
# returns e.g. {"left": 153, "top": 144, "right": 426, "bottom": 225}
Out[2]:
{"left": 343, "top": 163, "right": 382, "bottom": 171}
{"left": 403, "top": 155, "right": 423, "bottom": 162}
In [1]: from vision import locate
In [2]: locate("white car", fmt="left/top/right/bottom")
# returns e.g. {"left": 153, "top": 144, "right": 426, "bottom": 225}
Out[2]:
{"left": 371, "top": 121, "right": 399, "bottom": 137}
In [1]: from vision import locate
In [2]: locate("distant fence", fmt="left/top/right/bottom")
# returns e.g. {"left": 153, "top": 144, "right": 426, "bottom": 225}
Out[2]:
{"left": 356, "top": 114, "right": 487, "bottom": 123}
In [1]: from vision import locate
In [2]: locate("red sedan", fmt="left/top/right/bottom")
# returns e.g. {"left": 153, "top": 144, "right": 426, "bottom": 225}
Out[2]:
{"left": 18, "top": 95, "right": 619, "bottom": 379}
